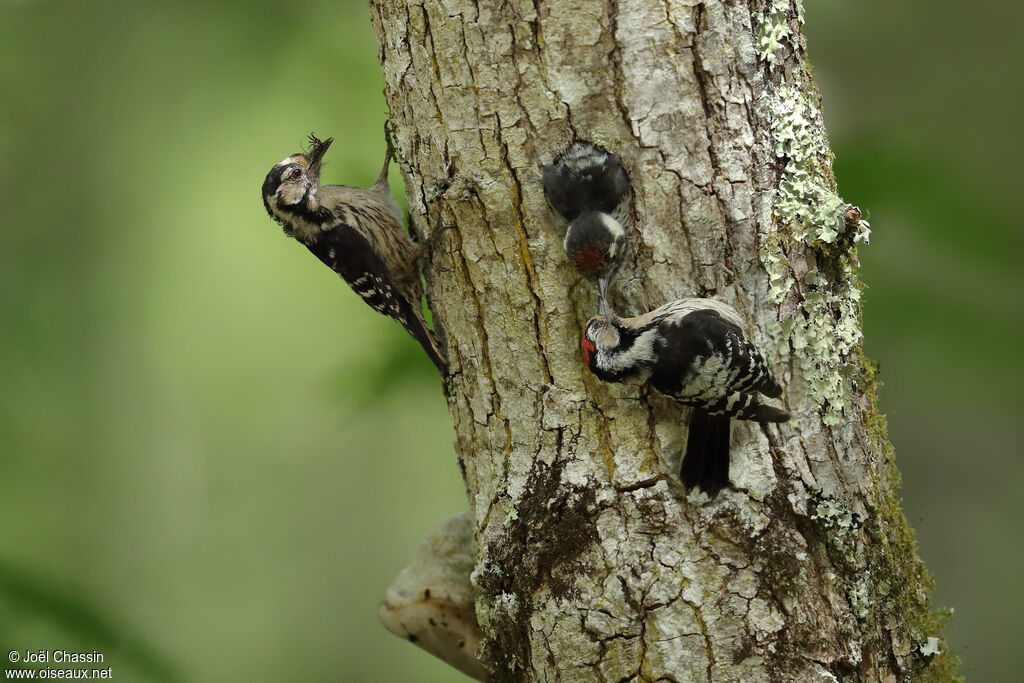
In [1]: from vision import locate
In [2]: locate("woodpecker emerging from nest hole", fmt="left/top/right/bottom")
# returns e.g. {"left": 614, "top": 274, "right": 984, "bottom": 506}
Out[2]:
{"left": 261, "top": 130, "right": 447, "bottom": 375}
{"left": 543, "top": 142, "right": 633, "bottom": 316}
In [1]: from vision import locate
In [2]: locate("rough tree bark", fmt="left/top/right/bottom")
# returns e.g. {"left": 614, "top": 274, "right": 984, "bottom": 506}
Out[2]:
{"left": 370, "top": 0, "right": 958, "bottom": 680}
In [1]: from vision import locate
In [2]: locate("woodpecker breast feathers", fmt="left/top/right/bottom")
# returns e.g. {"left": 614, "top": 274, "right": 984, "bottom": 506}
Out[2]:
{"left": 261, "top": 132, "right": 447, "bottom": 376}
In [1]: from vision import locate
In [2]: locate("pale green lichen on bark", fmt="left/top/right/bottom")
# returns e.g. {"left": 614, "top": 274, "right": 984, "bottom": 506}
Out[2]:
{"left": 759, "top": 71, "right": 866, "bottom": 426}
{"left": 768, "top": 79, "right": 852, "bottom": 246}
{"left": 810, "top": 492, "right": 870, "bottom": 640}
{"left": 756, "top": 0, "right": 803, "bottom": 70}
{"left": 501, "top": 494, "right": 519, "bottom": 527}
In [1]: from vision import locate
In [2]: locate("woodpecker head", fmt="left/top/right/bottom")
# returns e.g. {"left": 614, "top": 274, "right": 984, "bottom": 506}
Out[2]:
{"left": 581, "top": 316, "right": 616, "bottom": 370}
{"left": 581, "top": 314, "right": 656, "bottom": 383}
{"left": 564, "top": 211, "right": 627, "bottom": 314}
{"left": 262, "top": 134, "right": 334, "bottom": 240}
{"left": 564, "top": 212, "right": 626, "bottom": 272}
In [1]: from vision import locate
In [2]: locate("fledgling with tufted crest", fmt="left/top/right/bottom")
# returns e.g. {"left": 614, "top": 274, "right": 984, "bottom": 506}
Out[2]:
{"left": 261, "top": 130, "right": 447, "bottom": 375}
{"left": 581, "top": 298, "right": 789, "bottom": 495}
{"left": 543, "top": 142, "right": 633, "bottom": 315}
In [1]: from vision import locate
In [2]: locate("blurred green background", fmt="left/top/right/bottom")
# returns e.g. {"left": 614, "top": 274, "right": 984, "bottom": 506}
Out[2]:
{"left": 0, "top": 1, "right": 1018, "bottom": 681}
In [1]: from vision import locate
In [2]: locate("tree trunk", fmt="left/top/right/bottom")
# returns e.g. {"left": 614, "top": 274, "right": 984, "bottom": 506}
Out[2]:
{"left": 369, "top": 0, "right": 958, "bottom": 680}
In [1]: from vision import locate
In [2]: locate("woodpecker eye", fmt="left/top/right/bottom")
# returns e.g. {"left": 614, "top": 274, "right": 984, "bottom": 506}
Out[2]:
{"left": 286, "top": 168, "right": 302, "bottom": 181}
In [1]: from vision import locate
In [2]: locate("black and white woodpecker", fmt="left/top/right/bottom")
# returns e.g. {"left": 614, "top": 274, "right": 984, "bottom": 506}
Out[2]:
{"left": 262, "top": 133, "right": 447, "bottom": 375}
{"left": 581, "top": 299, "right": 789, "bottom": 495}
{"left": 543, "top": 142, "right": 632, "bottom": 315}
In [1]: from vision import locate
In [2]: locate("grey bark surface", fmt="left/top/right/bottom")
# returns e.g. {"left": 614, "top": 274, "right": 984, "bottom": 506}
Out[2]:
{"left": 369, "top": 0, "right": 957, "bottom": 681}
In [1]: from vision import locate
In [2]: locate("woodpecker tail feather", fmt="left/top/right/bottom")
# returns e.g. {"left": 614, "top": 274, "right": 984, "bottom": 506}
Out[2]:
{"left": 681, "top": 410, "right": 731, "bottom": 495}
{"left": 400, "top": 286, "right": 446, "bottom": 376}
{"left": 403, "top": 311, "right": 449, "bottom": 377}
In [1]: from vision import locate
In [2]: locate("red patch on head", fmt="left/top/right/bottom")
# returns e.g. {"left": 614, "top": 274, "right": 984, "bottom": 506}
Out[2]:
{"left": 581, "top": 335, "right": 596, "bottom": 366}
{"left": 572, "top": 246, "right": 606, "bottom": 271}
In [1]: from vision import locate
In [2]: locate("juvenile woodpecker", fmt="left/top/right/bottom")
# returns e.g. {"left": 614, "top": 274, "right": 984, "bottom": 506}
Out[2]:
{"left": 581, "top": 299, "right": 789, "bottom": 495}
{"left": 543, "top": 142, "right": 632, "bottom": 315}
{"left": 262, "top": 132, "right": 447, "bottom": 375}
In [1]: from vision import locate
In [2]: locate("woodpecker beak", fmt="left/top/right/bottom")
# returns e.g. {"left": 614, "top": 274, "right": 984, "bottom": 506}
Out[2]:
{"left": 597, "top": 277, "right": 611, "bottom": 316}
{"left": 307, "top": 136, "right": 334, "bottom": 180}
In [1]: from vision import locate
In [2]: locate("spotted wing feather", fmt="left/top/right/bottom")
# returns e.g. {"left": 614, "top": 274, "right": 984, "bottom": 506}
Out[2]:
{"left": 305, "top": 226, "right": 447, "bottom": 375}
{"left": 652, "top": 309, "right": 781, "bottom": 413}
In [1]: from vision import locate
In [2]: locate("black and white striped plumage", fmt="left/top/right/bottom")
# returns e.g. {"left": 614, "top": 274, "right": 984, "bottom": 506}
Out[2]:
{"left": 581, "top": 299, "right": 789, "bottom": 495}
{"left": 261, "top": 133, "right": 447, "bottom": 375}
{"left": 543, "top": 142, "right": 632, "bottom": 315}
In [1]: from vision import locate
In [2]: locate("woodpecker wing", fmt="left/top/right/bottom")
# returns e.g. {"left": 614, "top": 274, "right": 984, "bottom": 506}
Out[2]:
{"left": 318, "top": 184, "right": 424, "bottom": 301}
{"left": 304, "top": 226, "right": 447, "bottom": 375}
{"left": 651, "top": 308, "right": 780, "bottom": 403}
